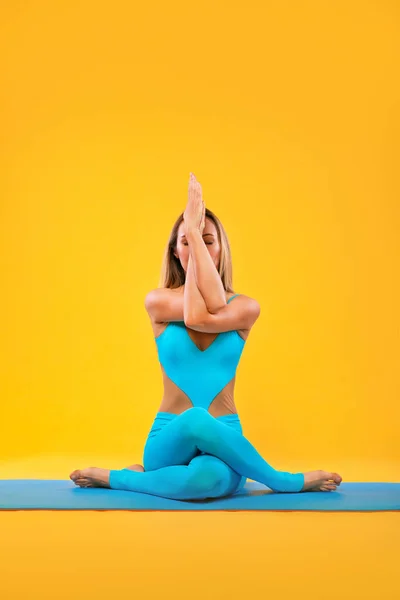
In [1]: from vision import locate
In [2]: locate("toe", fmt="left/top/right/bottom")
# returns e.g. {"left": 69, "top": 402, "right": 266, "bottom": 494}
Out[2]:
{"left": 332, "top": 473, "right": 342, "bottom": 485}
{"left": 322, "top": 485, "right": 335, "bottom": 492}
{"left": 70, "top": 470, "right": 81, "bottom": 481}
{"left": 327, "top": 473, "right": 341, "bottom": 485}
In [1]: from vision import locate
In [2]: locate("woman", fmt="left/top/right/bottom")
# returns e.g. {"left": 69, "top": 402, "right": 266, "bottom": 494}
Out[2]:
{"left": 70, "top": 173, "right": 342, "bottom": 498}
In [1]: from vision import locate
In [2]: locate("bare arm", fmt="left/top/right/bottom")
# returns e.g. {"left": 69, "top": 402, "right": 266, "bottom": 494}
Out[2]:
{"left": 183, "top": 176, "right": 260, "bottom": 332}
{"left": 185, "top": 294, "right": 261, "bottom": 333}
{"left": 184, "top": 174, "right": 226, "bottom": 313}
{"left": 145, "top": 281, "right": 260, "bottom": 334}
{"left": 186, "top": 227, "right": 226, "bottom": 313}
{"left": 183, "top": 253, "right": 211, "bottom": 325}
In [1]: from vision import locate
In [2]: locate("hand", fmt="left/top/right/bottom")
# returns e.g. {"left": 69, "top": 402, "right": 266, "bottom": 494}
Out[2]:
{"left": 184, "top": 173, "right": 205, "bottom": 234}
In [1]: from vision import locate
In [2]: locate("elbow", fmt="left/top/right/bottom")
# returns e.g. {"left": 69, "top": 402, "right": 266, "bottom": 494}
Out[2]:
{"left": 184, "top": 313, "right": 204, "bottom": 328}
{"left": 144, "top": 290, "right": 163, "bottom": 322}
{"left": 144, "top": 291, "right": 157, "bottom": 312}
{"left": 184, "top": 316, "right": 199, "bottom": 328}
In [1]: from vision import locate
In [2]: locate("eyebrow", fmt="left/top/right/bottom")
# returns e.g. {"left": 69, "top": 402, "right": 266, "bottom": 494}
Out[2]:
{"left": 180, "top": 233, "right": 214, "bottom": 238}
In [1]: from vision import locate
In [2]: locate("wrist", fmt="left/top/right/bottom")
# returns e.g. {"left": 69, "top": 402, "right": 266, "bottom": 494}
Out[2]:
{"left": 185, "top": 227, "right": 202, "bottom": 240}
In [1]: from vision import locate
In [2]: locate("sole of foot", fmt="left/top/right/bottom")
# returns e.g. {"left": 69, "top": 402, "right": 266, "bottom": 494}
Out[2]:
{"left": 302, "top": 470, "right": 342, "bottom": 492}
{"left": 125, "top": 464, "right": 145, "bottom": 472}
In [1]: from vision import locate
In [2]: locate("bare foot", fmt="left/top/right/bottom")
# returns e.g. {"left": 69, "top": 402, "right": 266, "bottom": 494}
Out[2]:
{"left": 69, "top": 467, "right": 111, "bottom": 488}
{"left": 301, "top": 470, "right": 342, "bottom": 492}
{"left": 125, "top": 464, "right": 145, "bottom": 472}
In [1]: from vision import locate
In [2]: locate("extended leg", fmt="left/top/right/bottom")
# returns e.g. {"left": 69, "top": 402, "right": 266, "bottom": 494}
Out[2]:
{"left": 141, "top": 407, "right": 304, "bottom": 493}
{"left": 109, "top": 454, "right": 243, "bottom": 500}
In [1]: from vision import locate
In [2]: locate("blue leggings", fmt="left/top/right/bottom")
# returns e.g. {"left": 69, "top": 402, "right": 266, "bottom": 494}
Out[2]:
{"left": 109, "top": 407, "right": 305, "bottom": 500}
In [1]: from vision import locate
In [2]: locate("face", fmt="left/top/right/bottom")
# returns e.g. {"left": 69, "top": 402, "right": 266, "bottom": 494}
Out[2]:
{"left": 173, "top": 217, "right": 221, "bottom": 274}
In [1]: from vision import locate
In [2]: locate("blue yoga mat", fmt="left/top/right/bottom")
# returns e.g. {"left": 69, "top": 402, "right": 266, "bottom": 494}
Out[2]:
{"left": 1, "top": 480, "right": 399, "bottom": 511}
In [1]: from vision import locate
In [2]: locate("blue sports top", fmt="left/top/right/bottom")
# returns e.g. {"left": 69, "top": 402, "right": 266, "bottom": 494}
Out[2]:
{"left": 155, "top": 294, "right": 246, "bottom": 410}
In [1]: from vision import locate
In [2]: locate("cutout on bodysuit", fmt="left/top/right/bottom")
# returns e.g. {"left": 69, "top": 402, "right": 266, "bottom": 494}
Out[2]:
{"left": 160, "top": 365, "right": 237, "bottom": 415}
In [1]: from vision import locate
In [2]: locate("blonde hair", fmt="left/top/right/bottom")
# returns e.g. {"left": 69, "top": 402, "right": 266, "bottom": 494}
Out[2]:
{"left": 158, "top": 208, "right": 235, "bottom": 292}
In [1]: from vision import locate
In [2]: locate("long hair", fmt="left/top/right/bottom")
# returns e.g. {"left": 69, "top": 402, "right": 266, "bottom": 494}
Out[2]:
{"left": 158, "top": 208, "right": 235, "bottom": 292}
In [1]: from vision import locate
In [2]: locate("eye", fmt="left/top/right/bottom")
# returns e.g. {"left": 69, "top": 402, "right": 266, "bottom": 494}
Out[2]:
{"left": 182, "top": 241, "right": 213, "bottom": 246}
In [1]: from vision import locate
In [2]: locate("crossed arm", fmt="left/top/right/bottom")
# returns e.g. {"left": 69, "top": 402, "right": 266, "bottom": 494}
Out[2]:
{"left": 145, "top": 228, "right": 260, "bottom": 334}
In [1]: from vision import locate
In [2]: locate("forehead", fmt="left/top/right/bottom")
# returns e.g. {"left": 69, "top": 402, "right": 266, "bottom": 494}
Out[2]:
{"left": 178, "top": 218, "right": 217, "bottom": 236}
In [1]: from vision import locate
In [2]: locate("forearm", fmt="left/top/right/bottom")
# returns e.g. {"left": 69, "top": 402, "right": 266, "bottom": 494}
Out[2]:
{"left": 183, "top": 254, "right": 210, "bottom": 324}
{"left": 186, "top": 228, "right": 226, "bottom": 313}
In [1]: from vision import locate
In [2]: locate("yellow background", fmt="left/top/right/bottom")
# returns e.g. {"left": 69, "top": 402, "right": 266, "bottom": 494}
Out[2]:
{"left": 0, "top": 1, "right": 399, "bottom": 599}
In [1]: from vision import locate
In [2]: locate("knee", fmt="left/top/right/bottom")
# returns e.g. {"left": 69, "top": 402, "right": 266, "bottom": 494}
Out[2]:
{"left": 181, "top": 407, "right": 213, "bottom": 442}
{"left": 186, "top": 463, "right": 226, "bottom": 497}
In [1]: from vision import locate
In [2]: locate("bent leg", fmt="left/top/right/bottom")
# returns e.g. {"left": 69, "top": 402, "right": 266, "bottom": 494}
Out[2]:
{"left": 187, "top": 408, "right": 304, "bottom": 492}
{"left": 142, "top": 407, "right": 304, "bottom": 493}
{"left": 109, "top": 454, "right": 243, "bottom": 500}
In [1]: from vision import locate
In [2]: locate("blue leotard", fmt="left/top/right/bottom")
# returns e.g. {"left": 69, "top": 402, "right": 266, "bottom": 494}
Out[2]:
{"left": 154, "top": 293, "right": 244, "bottom": 410}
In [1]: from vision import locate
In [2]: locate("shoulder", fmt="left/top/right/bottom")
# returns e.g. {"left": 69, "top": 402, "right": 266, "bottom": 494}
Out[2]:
{"left": 144, "top": 287, "right": 182, "bottom": 307}
{"left": 221, "top": 293, "right": 261, "bottom": 335}
{"left": 230, "top": 293, "right": 260, "bottom": 316}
